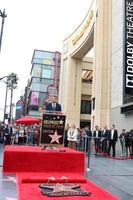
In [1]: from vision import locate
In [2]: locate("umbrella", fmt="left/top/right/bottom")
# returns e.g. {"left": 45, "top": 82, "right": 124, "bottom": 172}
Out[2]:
{"left": 15, "top": 115, "right": 40, "bottom": 124}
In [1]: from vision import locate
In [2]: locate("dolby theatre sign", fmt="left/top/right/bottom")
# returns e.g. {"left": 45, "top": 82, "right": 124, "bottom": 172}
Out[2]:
{"left": 125, "top": 0, "right": 133, "bottom": 94}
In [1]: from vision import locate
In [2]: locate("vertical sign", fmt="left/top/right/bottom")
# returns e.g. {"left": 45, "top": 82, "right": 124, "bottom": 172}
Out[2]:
{"left": 124, "top": 0, "right": 133, "bottom": 94}
{"left": 40, "top": 113, "right": 66, "bottom": 145}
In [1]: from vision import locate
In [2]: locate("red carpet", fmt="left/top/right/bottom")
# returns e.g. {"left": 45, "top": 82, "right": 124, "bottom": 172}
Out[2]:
{"left": 17, "top": 172, "right": 87, "bottom": 184}
{"left": 17, "top": 173, "right": 119, "bottom": 200}
{"left": 3, "top": 146, "right": 85, "bottom": 174}
{"left": 3, "top": 146, "right": 119, "bottom": 200}
{"left": 94, "top": 144, "right": 133, "bottom": 160}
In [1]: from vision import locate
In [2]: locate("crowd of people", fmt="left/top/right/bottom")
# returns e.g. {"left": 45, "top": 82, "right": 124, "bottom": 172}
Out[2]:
{"left": 64, "top": 124, "right": 133, "bottom": 158}
{"left": 0, "top": 121, "right": 40, "bottom": 146}
{"left": 1, "top": 118, "right": 133, "bottom": 158}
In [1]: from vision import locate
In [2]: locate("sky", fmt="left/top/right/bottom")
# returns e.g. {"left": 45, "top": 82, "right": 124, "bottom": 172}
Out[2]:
{"left": 0, "top": 0, "right": 92, "bottom": 120}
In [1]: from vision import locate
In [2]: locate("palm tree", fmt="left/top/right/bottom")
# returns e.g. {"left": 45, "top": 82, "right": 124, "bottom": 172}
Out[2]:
{"left": 7, "top": 73, "right": 19, "bottom": 123}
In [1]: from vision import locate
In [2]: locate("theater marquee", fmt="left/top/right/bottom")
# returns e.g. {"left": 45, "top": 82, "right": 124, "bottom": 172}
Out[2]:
{"left": 124, "top": 0, "right": 133, "bottom": 94}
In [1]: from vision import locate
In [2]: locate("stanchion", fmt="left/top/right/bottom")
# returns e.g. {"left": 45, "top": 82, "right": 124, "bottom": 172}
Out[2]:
{"left": 84, "top": 136, "right": 91, "bottom": 172}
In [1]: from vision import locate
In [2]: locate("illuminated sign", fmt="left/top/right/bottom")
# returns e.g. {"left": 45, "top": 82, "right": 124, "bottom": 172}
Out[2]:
{"left": 124, "top": 0, "right": 133, "bottom": 94}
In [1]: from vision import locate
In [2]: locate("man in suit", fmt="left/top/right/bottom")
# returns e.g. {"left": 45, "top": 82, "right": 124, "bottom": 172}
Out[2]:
{"left": 45, "top": 95, "right": 62, "bottom": 112}
{"left": 4, "top": 123, "right": 13, "bottom": 145}
{"left": 84, "top": 126, "right": 92, "bottom": 152}
{"left": 108, "top": 124, "right": 118, "bottom": 157}
{"left": 101, "top": 125, "right": 109, "bottom": 154}
{"left": 93, "top": 125, "right": 102, "bottom": 154}
{"left": 0, "top": 121, "right": 5, "bottom": 143}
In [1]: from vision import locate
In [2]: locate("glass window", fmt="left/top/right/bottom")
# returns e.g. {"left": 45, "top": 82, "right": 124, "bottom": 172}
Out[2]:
{"left": 32, "top": 51, "right": 61, "bottom": 65}
{"left": 41, "top": 78, "right": 53, "bottom": 85}
{"left": 31, "top": 83, "right": 53, "bottom": 93}
{"left": 32, "top": 64, "right": 42, "bottom": 77}
{"left": 43, "top": 59, "right": 54, "bottom": 66}
{"left": 92, "top": 97, "right": 95, "bottom": 110}
{"left": 39, "top": 92, "right": 47, "bottom": 106}
{"left": 42, "top": 66, "right": 54, "bottom": 79}
{"left": 34, "top": 50, "right": 54, "bottom": 60}
{"left": 31, "top": 83, "right": 41, "bottom": 91}
{"left": 32, "top": 77, "right": 41, "bottom": 83}
{"left": 40, "top": 84, "right": 48, "bottom": 92}
{"left": 81, "top": 100, "right": 91, "bottom": 114}
{"left": 32, "top": 58, "right": 44, "bottom": 64}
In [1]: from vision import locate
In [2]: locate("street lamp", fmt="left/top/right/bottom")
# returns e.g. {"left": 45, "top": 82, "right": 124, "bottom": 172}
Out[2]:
{"left": 0, "top": 9, "right": 7, "bottom": 53}
{"left": 0, "top": 75, "right": 16, "bottom": 123}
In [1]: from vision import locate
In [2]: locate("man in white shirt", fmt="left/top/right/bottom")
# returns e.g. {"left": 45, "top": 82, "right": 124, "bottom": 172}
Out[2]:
{"left": 93, "top": 125, "right": 102, "bottom": 154}
{"left": 108, "top": 124, "right": 118, "bottom": 157}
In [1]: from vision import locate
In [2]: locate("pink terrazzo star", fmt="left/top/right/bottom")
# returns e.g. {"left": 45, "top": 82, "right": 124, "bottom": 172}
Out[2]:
{"left": 49, "top": 130, "right": 62, "bottom": 144}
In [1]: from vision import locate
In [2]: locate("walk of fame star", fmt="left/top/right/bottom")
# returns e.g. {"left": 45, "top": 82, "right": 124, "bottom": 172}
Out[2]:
{"left": 59, "top": 119, "right": 64, "bottom": 125}
{"left": 39, "top": 183, "right": 91, "bottom": 197}
{"left": 41, "top": 183, "right": 79, "bottom": 192}
{"left": 48, "top": 130, "right": 62, "bottom": 144}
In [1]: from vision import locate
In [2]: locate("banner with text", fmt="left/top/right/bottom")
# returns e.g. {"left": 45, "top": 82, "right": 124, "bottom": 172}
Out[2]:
{"left": 40, "top": 113, "right": 66, "bottom": 145}
{"left": 124, "top": 0, "right": 133, "bottom": 94}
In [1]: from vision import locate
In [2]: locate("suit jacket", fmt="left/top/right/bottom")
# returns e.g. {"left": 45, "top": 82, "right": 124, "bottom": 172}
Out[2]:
{"left": 93, "top": 130, "right": 102, "bottom": 138}
{"left": 108, "top": 129, "right": 118, "bottom": 142}
{"left": 4, "top": 126, "right": 13, "bottom": 136}
{"left": 102, "top": 129, "right": 109, "bottom": 138}
{"left": 45, "top": 102, "right": 62, "bottom": 112}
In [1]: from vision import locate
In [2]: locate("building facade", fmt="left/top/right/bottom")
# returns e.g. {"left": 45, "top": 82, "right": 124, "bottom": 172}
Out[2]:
{"left": 111, "top": 0, "right": 133, "bottom": 132}
{"left": 27, "top": 50, "right": 61, "bottom": 117}
{"left": 59, "top": 0, "right": 133, "bottom": 131}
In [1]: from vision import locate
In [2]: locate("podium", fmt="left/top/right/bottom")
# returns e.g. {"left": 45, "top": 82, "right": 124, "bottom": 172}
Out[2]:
{"left": 40, "top": 111, "right": 66, "bottom": 145}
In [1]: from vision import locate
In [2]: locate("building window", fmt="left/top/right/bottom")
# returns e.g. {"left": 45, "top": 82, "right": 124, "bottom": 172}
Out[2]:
{"left": 92, "top": 97, "right": 95, "bottom": 110}
{"left": 32, "top": 64, "right": 42, "bottom": 77}
{"left": 42, "top": 66, "right": 54, "bottom": 79}
{"left": 39, "top": 92, "right": 47, "bottom": 106}
{"left": 81, "top": 100, "right": 91, "bottom": 114}
{"left": 32, "top": 77, "right": 41, "bottom": 83}
{"left": 41, "top": 78, "right": 53, "bottom": 85}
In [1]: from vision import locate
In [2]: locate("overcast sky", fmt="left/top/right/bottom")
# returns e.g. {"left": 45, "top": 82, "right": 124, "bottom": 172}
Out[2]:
{"left": 0, "top": 0, "right": 92, "bottom": 119}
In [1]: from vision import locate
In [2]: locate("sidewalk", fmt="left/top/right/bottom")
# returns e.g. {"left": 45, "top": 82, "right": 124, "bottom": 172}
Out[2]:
{"left": 86, "top": 154, "right": 133, "bottom": 200}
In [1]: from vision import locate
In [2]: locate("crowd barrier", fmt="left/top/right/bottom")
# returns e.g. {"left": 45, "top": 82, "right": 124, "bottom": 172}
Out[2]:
{"left": 77, "top": 136, "right": 133, "bottom": 165}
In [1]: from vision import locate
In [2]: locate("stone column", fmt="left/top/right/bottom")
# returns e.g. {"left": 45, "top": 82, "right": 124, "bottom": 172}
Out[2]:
{"left": 92, "top": 0, "right": 112, "bottom": 128}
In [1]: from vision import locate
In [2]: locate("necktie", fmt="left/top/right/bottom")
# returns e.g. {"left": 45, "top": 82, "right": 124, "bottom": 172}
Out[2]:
{"left": 52, "top": 103, "right": 56, "bottom": 111}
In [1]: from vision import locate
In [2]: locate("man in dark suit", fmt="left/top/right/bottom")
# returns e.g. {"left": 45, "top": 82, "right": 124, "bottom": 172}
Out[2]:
{"left": 45, "top": 95, "right": 62, "bottom": 112}
{"left": 108, "top": 124, "right": 118, "bottom": 157}
{"left": 93, "top": 125, "right": 102, "bottom": 154}
{"left": 84, "top": 127, "right": 92, "bottom": 152}
{"left": 0, "top": 121, "right": 5, "bottom": 143}
{"left": 101, "top": 125, "right": 109, "bottom": 154}
{"left": 4, "top": 124, "right": 13, "bottom": 145}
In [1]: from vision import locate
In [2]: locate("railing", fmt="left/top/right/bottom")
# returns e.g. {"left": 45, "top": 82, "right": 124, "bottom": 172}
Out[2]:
{"left": 76, "top": 136, "right": 133, "bottom": 166}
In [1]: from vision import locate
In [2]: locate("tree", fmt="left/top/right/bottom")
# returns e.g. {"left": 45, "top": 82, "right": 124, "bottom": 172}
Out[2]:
{"left": 7, "top": 73, "right": 19, "bottom": 123}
